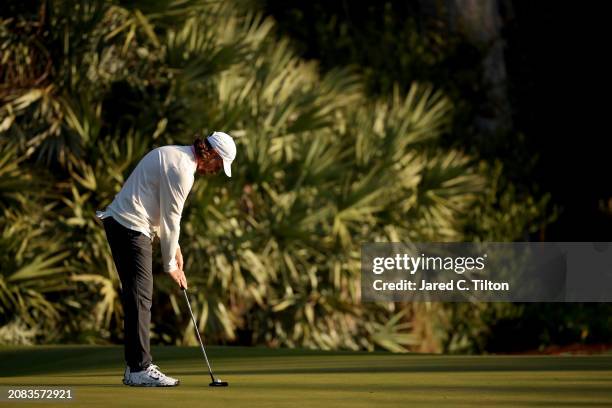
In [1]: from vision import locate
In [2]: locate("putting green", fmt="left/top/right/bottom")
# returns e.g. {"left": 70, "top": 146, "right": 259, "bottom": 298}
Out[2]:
{"left": 1, "top": 346, "right": 611, "bottom": 407}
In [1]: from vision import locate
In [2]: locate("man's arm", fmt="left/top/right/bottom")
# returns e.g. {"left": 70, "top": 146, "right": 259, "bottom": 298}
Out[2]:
{"left": 176, "top": 246, "right": 184, "bottom": 271}
{"left": 169, "top": 246, "right": 187, "bottom": 288}
{"left": 159, "top": 163, "right": 194, "bottom": 276}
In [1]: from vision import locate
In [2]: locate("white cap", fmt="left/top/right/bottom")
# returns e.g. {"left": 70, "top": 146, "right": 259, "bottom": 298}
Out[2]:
{"left": 207, "top": 131, "right": 236, "bottom": 177}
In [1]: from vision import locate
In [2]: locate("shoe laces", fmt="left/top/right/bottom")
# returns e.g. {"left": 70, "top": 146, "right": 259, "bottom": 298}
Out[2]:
{"left": 146, "top": 364, "right": 164, "bottom": 378}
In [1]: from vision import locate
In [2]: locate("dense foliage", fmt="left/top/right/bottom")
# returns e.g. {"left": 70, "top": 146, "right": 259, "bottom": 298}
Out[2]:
{"left": 2, "top": 0, "right": 594, "bottom": 353}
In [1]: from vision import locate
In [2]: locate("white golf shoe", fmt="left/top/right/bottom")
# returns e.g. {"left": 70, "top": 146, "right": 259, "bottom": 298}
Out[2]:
{"left": 123, "top": 364, "right": 180, "bottom": 387}
{"left": 123, "top": 366, "right": 130, "bottom": 385}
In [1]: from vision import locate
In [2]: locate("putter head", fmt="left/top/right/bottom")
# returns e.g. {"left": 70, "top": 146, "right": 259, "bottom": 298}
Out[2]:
{"left": 209, "top": 379, "right": 228, "bottom": 387}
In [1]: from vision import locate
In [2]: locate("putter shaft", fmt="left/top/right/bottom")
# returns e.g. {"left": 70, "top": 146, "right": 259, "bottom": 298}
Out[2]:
{"left": 182, "top": 287, "right": 216, "bottom": 383}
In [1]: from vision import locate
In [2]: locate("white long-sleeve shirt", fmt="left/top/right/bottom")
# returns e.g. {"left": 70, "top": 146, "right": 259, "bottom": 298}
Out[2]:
{"left": 96, "top": 145, "right": 196, "bottom": 273}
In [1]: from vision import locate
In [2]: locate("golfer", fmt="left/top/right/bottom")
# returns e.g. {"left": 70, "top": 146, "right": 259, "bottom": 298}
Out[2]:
{"left": 96, "top": 131, "right": 236, "bottom": 387}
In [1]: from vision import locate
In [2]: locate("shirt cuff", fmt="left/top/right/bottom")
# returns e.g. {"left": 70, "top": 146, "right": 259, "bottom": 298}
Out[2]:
{"left": 165, "top": 258, "right": 178, "bottom": 273}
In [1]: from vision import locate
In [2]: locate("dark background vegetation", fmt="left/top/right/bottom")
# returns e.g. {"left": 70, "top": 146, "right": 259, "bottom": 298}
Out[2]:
{"left": 260, "top": 0, "right": 612, "bottom": 353}
{"left": 261, "top": 0, "right": 612, "bottom": 241}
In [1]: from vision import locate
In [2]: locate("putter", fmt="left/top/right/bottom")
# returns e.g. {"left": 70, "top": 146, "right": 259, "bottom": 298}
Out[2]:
{"left": 181, "top": 286, "right": 229, "bottom": 387}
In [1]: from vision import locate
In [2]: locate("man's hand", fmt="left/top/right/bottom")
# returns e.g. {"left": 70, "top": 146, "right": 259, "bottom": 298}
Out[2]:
{"left": 175, "top": 247, "right": 184, "bottom": 271}
{"left": 169, "top": 268, "right": 188, "bottom": 289}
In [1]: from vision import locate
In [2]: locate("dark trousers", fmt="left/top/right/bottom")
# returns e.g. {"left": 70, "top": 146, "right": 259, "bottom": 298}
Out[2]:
{"left": 103, "top": 216, "right": 153, "bottom": 372}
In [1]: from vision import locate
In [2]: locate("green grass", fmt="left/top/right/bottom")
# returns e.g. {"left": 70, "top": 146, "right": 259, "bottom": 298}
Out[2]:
{"left": 1, "top": 346, "right": 611, "bottom": 407}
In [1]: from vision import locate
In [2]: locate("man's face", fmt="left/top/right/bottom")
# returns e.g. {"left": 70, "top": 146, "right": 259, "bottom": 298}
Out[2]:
{"left": 196, "top": 149, "right": 224, "bottom": 176}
